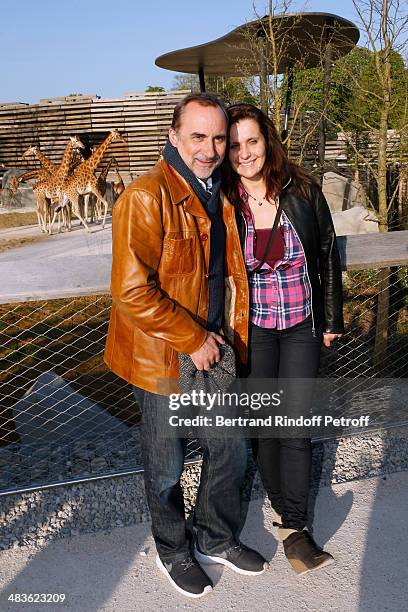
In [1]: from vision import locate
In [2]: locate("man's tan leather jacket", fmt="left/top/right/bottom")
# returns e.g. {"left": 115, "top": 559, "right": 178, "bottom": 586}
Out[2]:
{"left": 104, "top": 160, "right": 249, "bottom": 395}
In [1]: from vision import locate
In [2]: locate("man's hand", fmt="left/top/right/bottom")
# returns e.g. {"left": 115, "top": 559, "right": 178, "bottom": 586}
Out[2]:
{"left": 190, "top": 331, "right": 225, "bottom": 371}
{"left": 323, "top": 333, "right": 342, "bottom": 348}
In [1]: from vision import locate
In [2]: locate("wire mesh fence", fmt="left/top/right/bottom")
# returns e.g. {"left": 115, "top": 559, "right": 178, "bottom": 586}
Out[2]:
{"left": 0, "top": 265, "right": 407, "bottom": 495}
{"left": 322, "top": 266, "right": 408, "bottom": 378}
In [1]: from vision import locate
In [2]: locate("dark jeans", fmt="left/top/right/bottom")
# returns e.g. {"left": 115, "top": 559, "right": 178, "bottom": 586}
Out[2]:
{"left": 133, "top": 386, "right": 248, "bottom": 563}
{"left": 244, "top": 315, "right": 322, "bottom": 531}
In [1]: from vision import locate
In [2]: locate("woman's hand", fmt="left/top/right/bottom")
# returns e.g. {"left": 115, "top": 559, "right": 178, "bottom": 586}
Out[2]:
{"left": 323, "top": 333, "right": 342, "bottom": 348}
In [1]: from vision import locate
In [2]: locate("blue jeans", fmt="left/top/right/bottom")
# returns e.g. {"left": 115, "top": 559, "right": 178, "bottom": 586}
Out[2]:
{"left": 133, "top": 386, "right": 248, "bottom": 563}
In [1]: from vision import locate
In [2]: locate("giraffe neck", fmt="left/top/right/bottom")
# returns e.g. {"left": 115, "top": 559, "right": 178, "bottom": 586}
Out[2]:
{"left": 35, "top": 150, "right": 57, "bottom": 173}
{"left": 56, "top": 142, "right": 76, "bottom": 180}
{"left": 99, "top": 158, "right": 113, "bottom": 182}
{"left": 18, "top": 169, "right": 42, "bottom": 184}
{"left": 83, "top": 134, "right": 115, "bottom": 172}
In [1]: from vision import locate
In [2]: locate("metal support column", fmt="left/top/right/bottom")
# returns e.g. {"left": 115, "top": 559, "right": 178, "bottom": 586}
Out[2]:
{"left": 198, "top": 67, "right": 206, "bottom": 92}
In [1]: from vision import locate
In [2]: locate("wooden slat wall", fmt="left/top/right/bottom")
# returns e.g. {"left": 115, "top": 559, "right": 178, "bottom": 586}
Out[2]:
{"left": 0, "top": 91, "right": 189, "bottom": 180}
{"left": 325, "top": 131, "right": 407, "bottom": 167}
{"left": 1, "top": 94, "right": 405, "bottom": 184}
{"left": 0, "top": 98, "right": 320, "bottom": 181}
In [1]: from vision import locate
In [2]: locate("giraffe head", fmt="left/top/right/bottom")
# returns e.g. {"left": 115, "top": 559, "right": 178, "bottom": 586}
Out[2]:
{"left": 109, "top": 129, "right": 126, "bottom": 143}
{"left": 72, "top": 148, "right": 85, "bottom": 166}
{"left": 22, "top": 145, "right": 38, "bottom": 159}
{"left": 69, "top": 135, "right": 85, "bottom": 151}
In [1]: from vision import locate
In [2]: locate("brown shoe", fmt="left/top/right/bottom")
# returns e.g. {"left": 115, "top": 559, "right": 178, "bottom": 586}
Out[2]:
{"left": 271, "top": 506, "right": 283, "bottom": 527}
{"left": 280, "top": 529, "right": 334, "bottom": 575}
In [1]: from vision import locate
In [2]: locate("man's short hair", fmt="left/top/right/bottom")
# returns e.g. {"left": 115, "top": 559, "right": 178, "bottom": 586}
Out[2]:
{"left": 171, "top": 92, "right": 228, "bottom": 131}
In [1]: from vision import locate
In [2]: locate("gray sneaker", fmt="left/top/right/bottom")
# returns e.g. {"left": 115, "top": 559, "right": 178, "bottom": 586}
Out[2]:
{"left": 194, "top": 542, "right": 268, "bottom": 576}
{"left": 156, "top": 554, "right": 213, "bottom": 598}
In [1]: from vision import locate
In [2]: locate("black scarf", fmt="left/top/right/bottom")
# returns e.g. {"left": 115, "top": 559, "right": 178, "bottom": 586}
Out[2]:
{"left": 162, "top": 140, "right": 225, "bottom": 332}
{"left": 162, "top": 140, "right": 221, "bottom": 213}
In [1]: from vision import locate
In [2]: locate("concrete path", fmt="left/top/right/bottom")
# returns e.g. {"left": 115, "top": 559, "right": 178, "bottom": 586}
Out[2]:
{"left": 0, "top": 220, "right": 112, "bottom": 260}
{"left": 0, "top": 471, "right": 407, "bottom": 612}
{"left": 0, "top": 220, "right": 112, "bottom": 302}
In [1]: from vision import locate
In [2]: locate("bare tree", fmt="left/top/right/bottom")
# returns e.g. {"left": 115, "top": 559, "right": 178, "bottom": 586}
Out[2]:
{"left": 327, "top": 0, "right": 408, "bottom": 230}
{"left": 329, "top": 0, "right": 407, "bottom": 367}
{"left": 235, "top": 1, "right": 327, "bottom": 167}
{"left": 239, "top": 1, "right": 407, "bottom": 366}
{"left": 171, "top": 72, "right": 258, "bottom": 105}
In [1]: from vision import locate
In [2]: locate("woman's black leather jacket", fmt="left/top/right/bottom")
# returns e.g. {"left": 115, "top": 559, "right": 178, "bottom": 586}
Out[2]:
{"left": 235, "top": 179, "right": 345, "bottom": 335}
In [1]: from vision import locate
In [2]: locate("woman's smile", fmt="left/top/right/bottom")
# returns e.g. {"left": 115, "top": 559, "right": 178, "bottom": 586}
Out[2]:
{"left": 229, "top": 118, "right": 267, "bottom": 181}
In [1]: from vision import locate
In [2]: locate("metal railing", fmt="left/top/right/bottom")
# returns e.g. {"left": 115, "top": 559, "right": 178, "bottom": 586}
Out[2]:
{"left": 1, "top": 250, "right": 408, "bottom": 495}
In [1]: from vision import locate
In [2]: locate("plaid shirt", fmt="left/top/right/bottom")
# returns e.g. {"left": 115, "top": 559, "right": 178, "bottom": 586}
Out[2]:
{"left": 241, "top": 191, "right": 312, "bottom": 329}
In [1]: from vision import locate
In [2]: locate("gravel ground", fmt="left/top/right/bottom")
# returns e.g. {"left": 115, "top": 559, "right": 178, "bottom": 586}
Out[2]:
{"left": 0, "top": 471, "right": 407, "bottom": 612}
{"left": 0, "top": 213, "right": 38, "bottom": 230}
{"left": 0, "top": 236, "right": 46, "bottom": 254}
{"left": 1, "top": 426, "right": 407, "bottom": 551}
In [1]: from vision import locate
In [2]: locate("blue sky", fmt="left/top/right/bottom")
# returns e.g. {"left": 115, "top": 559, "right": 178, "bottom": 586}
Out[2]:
{"left": 2, "top": 0, "right": 359, "bottom": 104}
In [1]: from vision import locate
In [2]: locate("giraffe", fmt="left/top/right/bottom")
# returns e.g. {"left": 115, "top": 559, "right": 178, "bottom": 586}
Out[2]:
{"left": 35, "top": 135, "right": 86, "bottom": 235}
{"left": 10, "top": 170, "right": 44, "bottom": 193}
{"left": 22, "top": 145, "right": 58, "bottom": 174}
{"left": 59, "top": 129, "right": 125, "bottom": 230}
{"left": 23, "top": 136, "right": 84, "bottom": 233}
{"left": 21, "top": 146, "right": 58, "bottom": 232}
{"left": 83, "top": 156, "right": 114, "bottom": 223}
{"left": 97, "top": 156, "right": 114, "bottom": 200}
{"left": 22, "top": 141, "right": 84, "bottom": 182}
{"left": 9, "top": 175, "right": 19, "bottom": 193}
{"left": 112, "top": 157, "right": 125, "bottom": 202}
{"left": 71, "top": 148, "right": 85, "bottom": 171}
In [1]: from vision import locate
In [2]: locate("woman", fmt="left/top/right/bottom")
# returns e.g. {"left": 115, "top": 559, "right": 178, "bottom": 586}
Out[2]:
{"left": 223, "top": 103, "right": 344, "bottom": 574}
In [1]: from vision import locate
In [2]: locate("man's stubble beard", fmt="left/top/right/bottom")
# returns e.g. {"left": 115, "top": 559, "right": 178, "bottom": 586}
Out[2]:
{"left": 193, "top": 157, "right": 223, "bottom": 181}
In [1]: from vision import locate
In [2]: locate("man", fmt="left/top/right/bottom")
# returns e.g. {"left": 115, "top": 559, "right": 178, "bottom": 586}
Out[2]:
{"left": 104, "top": 93, "right": 267, "bottom": 598}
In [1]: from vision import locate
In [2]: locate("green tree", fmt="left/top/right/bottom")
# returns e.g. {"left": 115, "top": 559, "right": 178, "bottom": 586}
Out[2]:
{"left": 145, "top": 86, "right": 165, "bottom": 92}
{"left": 287, "top": 45, "right": 408, "bottom": 180}
{"left": 287, "top": 47, "right": 407, "bottom": 132}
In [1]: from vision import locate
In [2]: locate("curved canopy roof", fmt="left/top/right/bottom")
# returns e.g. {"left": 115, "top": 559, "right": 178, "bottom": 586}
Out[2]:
{"left": 155, "top": 12, "right": 360, "bottom": 76}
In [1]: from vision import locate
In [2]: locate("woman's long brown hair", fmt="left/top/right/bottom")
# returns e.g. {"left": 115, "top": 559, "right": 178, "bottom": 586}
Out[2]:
{"left": 222, "top": 103, "right": 317, "bottom": 211}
